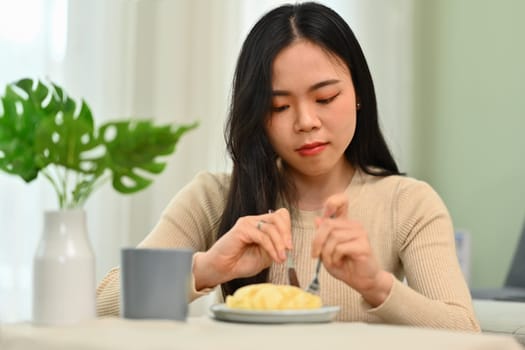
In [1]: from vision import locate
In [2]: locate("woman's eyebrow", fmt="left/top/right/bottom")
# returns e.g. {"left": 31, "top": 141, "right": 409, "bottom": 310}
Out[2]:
{"left": 272, "top": 79, "right": 341, "bottom": 96}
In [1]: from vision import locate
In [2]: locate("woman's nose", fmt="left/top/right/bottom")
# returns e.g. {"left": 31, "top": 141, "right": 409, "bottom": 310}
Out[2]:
{"left": 294, "top": 103, "right": 321, "bottom": 132}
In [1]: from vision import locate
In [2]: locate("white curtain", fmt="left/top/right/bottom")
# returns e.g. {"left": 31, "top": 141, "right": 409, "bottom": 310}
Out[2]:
{"left": 0, "top": 0, "right": 69, "bottom": 323}
{"left": 0, "top": 0, "right": 413, "bottom": 322}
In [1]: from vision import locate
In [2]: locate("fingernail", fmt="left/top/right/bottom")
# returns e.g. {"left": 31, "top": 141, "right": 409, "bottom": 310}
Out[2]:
{"left": 280, "top": 250, "right": 286, "bottom": 260}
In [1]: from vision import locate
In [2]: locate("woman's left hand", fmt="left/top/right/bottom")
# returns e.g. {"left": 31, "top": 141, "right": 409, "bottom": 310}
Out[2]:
{"left": 312, "top": 193, "right": 393, "bottom": 307}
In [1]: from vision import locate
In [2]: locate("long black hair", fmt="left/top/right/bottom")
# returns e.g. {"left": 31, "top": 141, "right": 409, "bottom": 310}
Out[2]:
{"left": 218, "top": 2, "right": 402, "bottom": 297}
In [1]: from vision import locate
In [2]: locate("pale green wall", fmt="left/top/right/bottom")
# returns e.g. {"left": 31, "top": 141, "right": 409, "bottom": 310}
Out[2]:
{"left": 412, "top": 0, "right": 525, "bottom": 288}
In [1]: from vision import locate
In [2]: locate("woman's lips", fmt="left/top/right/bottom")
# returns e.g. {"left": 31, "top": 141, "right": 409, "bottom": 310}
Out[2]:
{"left": 296, "top": 142, "right": 328, "bottom": 156}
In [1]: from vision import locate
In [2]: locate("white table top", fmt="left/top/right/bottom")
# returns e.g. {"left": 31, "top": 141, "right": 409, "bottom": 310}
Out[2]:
{"left": 472, "top": 299, "right": 525, "bottom": 344}
{"left": 1, "top": 316, "right": 522, "bottom": 350}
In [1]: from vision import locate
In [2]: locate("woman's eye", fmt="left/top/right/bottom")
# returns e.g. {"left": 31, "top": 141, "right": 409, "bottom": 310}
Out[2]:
{"left": 317, "top": 92, "right": 340, "bottom": 104}
{"left": 272, "top": 105, "right": 289, "bottom": 113}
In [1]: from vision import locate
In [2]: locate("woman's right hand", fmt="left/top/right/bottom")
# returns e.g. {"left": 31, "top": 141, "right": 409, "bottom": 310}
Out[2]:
{"left": 193, "top": 208, "right": 292, "bottom": 290}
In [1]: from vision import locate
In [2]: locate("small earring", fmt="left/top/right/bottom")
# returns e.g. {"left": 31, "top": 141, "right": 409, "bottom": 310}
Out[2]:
{"left": 276, "top": 156, "right": 283, "bottom": 169}
{"left": 356, "top": 101, "right": 361, "bottom": 110}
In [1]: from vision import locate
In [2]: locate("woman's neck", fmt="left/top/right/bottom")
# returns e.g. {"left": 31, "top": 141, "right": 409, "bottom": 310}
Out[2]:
{"left": 291, "top": 160, "right": 355, "bottom": 211}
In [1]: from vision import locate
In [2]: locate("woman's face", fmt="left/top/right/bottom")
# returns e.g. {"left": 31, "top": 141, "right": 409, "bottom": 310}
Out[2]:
{"left": 266, "top": 40, "right": 357, "bottom": 179}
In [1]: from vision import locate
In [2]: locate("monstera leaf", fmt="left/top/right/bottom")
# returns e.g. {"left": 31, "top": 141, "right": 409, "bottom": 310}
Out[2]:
{"left": 97, "top": 120, "right": 197, "bottom": 194}
{"left": 0, "top": 78, "right": 198, "bottom": 209}
{"left": 0, "top": 79, "right": 59, "bottom": 181}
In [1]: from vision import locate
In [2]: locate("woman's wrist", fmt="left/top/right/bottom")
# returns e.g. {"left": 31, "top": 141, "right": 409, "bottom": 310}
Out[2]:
{"left": 193, "top": 251, "right": 222, "bottom": 291}
{"left": 360, "top": 270, "right": 394, "bottom": 307}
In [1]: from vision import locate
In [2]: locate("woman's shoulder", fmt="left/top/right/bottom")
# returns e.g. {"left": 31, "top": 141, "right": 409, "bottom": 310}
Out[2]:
{"left": 360, "top": 169, "right": 429, "bottom": 189}
{"left": 173, "top": 171, "right": 231, "bottom": 203}
{"left": 358, "top": 170, "right": 451, "bottom": 230}
{"left": 359, "top": 170, "right": 442, "bottom": 204}
{"left": 191, "top": 170, "right": 231, "bottom": 189}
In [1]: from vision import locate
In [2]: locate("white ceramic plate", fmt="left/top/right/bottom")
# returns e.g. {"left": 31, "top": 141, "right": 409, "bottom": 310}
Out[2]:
{"left": 209, "top": 304, "right": 340, "bottom": 324}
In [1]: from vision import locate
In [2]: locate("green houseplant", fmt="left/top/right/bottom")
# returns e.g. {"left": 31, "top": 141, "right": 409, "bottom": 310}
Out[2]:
{"left": 0, "top": 77, "right": 198, "bottom": 208}
{"left": 0, "top": 77, "right": 198, "bottom": 325}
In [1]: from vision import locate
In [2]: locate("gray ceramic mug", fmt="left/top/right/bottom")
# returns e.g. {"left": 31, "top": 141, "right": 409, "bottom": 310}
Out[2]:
{"left": 120, "top": 247, "right": 193, "bottom": 321}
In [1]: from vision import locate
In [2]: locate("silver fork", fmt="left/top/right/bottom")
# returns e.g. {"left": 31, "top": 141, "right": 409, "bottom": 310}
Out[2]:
{"left": 306, "top": 214, "right": 334, "bottom": 294}
{"left": 305, "top": 258, "right": 322, "bottom": 294}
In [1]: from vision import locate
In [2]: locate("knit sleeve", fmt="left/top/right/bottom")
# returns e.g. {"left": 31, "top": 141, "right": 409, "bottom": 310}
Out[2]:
{"left": 367, "top": 179, "right": 480, "bottom": 332}
{"left": 138, "top": 171, "right": 228, "bottom": 250}
{"left": 96, "top": 171, "right": 228, "bottom": 317}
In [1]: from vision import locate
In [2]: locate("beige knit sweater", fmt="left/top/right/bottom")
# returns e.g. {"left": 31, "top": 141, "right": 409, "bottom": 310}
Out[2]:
{"left": 96, "top": 169, "right": 480, "bottom": 332}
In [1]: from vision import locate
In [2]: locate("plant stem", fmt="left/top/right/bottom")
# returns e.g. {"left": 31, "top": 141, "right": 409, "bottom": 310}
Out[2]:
{"left": 64, "top": 167, "right": 70, "bottom": 207}
{"left": 77, "top": 174, "right": 110, "bottom": 207}
{"left": 61, "top": 166, "right": 68, "bottom": 207}
{"left": 91, "top": 174, "right": 111, "bottom": 194}
{"left": 41, "top": 168, "right": 64, "bottom": 208}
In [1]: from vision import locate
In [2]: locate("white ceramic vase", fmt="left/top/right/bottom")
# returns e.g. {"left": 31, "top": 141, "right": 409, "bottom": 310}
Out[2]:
{"left": 32, "top": 209, "right": 96, "bottom": 325}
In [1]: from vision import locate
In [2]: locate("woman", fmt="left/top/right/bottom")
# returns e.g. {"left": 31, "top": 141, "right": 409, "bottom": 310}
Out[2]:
{"left": 97, "top": 2, "right": 480, "bottom": 331}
